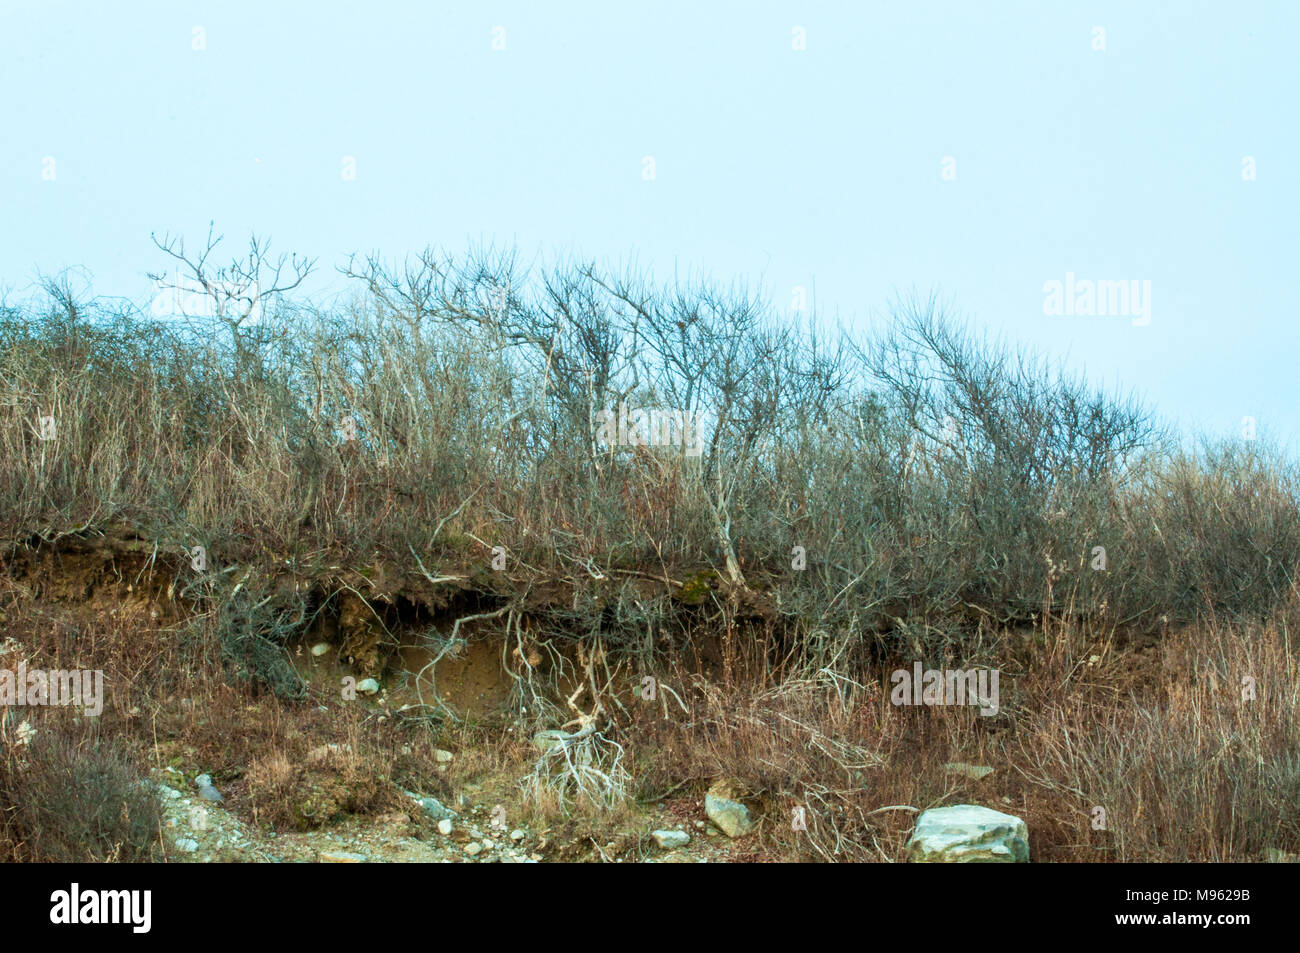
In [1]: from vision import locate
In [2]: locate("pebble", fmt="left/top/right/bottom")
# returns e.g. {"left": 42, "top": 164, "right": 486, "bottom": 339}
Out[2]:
{"left": 464, "top": 843, "right": 483, "bottom": 856}
{"left": 652, "top": 829, "right": 691, "bottom": 849}
{"left": 437, "top": 819, "right": 453, "bottom": 836}
{"left": 194, "top": 774, "right": 225, "bottom": 803}
{"left": 174, "top": 837, "right": 199, "bottom": 853}
{"left": 406, "top": 792, "right": 454, "bottom": 821}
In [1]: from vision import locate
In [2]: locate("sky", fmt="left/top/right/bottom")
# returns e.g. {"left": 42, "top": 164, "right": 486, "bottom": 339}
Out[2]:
{"left": 2, "top": 1, "right": 1296, "bottom": 448}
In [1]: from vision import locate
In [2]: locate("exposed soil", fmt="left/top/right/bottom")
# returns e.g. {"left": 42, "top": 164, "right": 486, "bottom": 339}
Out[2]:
{"left": 0, "top": 532, "right": 779, "bottom": 863}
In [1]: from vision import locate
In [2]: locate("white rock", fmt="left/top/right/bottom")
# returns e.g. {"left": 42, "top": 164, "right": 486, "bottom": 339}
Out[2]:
{"left": 433, "top": 748, "right": 454, "bottom": 763}
{"left": 405, "top": 791, "right": 454, "bottom": 821}
{"left": 705, "top": 787, "right": 753, "bottom": 838}
{"left": 652, "top": 829, "right": 691, "bottom": 849}
{"left": 310, "top": 642, "right": 332, "bottom": 657}
{"left": 356, "top": 678, "right": 381, "bottom": 695}
{"left": 509, "top": 829, "right": 525, "bottom": 842}
{"left": 194, "top": 775, "right": 225, "bottom": 803}
{"left": 174, "top": 837, "right": 199, "bottom": 853}
{"left": 437, "top": 819, "right": 453, "bottom": 836}
{"left": 464, "top": 842, "right": 483, "bottom": 856}
{"left": 907, "top": 804, "right": 1029, "bottom": 863}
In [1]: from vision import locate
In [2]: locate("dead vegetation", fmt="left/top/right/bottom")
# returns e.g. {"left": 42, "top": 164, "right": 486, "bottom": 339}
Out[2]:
{"left": 0, "top": 240, "right": 1297, "bottom": 862}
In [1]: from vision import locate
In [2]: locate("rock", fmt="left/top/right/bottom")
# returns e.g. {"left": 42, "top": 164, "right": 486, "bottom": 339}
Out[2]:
{"left": 174, "top": 837, "right": 199, "bottom": 853}
{"left": 356, "top": 677, "right": 381, "bottom": 695}
{"left": 509, "top": 829, "right": 525, "bottom": 842}
{"left": 652, "top": 829, "right": 691, "bottom": 849}
{"left": 464, "top": 842, "right": 483, "bottom": 856}
{"left": 194, "top": 774, "right": 224, "bottom": 804}
{"left": 153, "top": 782, "right": 183, "bottom": 800}
{"left": 433, "top": 748, "right": 454, "bottom": 763}
{"left": 310, "top": 642, "right": 332, "bottom": 657}
{"left": 705, "top": 781, "right": 754, "bottom": 838}
{"left": 437, "top": 819, "right": 454, "bottom": 836}
{"left": 907, "top": 804, "right": 1029, "bottom": 863}
{"left": 320, "top": 850, "right": 367, "bottom": 863}
{"left": 943, "top": 762, "right": 995, "bottom": 781}
{"left": 405, "top": 791, "right": 455, "bottom": 821}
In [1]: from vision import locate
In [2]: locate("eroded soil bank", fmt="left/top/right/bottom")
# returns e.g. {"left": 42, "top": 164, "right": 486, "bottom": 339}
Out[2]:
{"left": 2, "top": 529, "right": 1297, "bottom": 864}
{"left": 0, "top": 530, "right": 794, "bottom": 862}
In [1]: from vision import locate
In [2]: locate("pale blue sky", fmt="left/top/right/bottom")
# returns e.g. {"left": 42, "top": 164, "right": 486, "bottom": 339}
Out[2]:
{"left": 2, "top": 1, "right": 1296, "bottom": 446}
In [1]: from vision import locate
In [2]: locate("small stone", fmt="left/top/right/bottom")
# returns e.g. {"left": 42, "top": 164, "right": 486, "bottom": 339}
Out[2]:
{"left": 705, "top": 781, "right": 754, "bottom": 838}
{"left": 464, "top": 843, "right": 483, "bottom": 856}
{"left": 433, "top": 748, "right": 454, "bottom": 763}
{"left": 652, "top": 829, "right": 690, "bottom": 849}
{"left": 356, "top": 678, "right": 381, "bottom": 695}
{"left": 437, "top": 819, "right": 453, "bottom": 836}
{"left": 194, "top": 774, "right": 224, "bottom": 804}
{"left": 320, "top": 850, "right": 367, "bottom": 863}
{"left": 310, "top": 642, "right": 332, "bottom": 657}
{"left": 509, "top": 829, "right": 525, "bottom": 842}
{"left": 174, "top": 837, "right": 199, "bottom": 853}
{"left": 406, "top": 791, "right": 454, "bottom": 821}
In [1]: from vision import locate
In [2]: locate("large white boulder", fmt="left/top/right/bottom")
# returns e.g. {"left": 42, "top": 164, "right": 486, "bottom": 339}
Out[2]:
{"left": 907, "top": 804, "right": 1029, "bottom": 863}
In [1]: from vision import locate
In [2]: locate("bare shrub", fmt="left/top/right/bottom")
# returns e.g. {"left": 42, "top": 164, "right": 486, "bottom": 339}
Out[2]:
{"left": 0, "top": 716, "right": 162, "bottom": 862}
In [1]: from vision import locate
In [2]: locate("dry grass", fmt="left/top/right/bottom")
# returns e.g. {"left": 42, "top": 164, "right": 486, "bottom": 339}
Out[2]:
{"left": 0, "top": 253, "right": 1297, "bottom": 862}
{"left": 0, "top": 713, "right": 163, "bottom": 862}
